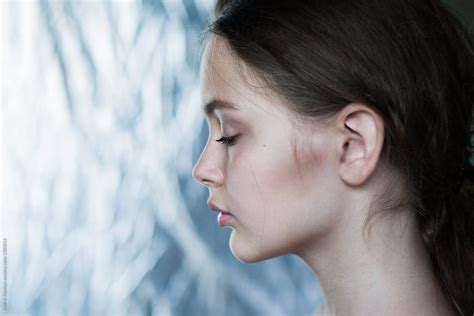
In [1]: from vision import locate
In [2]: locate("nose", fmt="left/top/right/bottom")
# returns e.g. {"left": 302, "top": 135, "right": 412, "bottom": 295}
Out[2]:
{"left": 192, "top": 146, "right": 225, "bottom": 188}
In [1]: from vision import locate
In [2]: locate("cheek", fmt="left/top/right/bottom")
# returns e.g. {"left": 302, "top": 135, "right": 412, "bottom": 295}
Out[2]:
{"left": 226, "top": 134, "right": 331, "bottom": 214}
{"left": 225, "top": 140, "right": 344, "bottom": 262}
{"left": 228, "top": 142, "right": 321, "bottom": 230}
{"left": 226, "top": 141, "right": 298, "bottom": 200}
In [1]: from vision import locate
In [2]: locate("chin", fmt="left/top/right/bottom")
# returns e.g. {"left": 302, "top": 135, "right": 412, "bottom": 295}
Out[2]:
{"left": 228, "top": 233, "right": 287, "bottom": 263}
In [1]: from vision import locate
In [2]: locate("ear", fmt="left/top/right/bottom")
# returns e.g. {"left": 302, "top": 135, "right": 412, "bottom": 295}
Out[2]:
{"left": 335, "top": 103, "right": 385, "bottom": 186}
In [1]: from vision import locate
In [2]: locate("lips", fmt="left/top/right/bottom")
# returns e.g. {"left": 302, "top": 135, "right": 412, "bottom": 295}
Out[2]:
{"left": 207, "top": 201, "right": 231, "bottom": 215}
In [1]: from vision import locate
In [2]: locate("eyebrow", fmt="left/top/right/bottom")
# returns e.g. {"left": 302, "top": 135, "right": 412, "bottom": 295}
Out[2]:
{"left": 201, "top": 99, "right": 239, "bottom": 116}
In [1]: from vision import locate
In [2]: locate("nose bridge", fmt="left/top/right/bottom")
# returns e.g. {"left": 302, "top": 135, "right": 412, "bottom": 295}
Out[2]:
{"left": 192, "top": 141, "right": 224, "bottom": 187}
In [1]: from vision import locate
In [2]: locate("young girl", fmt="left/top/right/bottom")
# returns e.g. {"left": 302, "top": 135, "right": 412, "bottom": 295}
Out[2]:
{"left": 192, "top": 0, "right": 474, "bottom": 314}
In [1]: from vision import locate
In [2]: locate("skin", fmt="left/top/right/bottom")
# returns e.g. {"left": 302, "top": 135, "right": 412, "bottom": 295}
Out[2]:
{"left": 192, "top": 36, "right": 455, "bottom": 316}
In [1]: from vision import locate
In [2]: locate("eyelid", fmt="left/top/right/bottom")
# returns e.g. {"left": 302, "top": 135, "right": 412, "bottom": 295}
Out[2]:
{"left": 215, "top": 135, "right": 238, "bottom": 146}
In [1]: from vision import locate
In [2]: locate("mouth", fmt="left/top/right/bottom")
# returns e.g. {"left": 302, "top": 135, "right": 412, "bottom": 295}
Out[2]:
{"left": 207, "top": 201, "right": 231, "bottom": 214}
{"left": 207, "top": 201, "right": 234, "bottom": 226}
{"left": 217, "top": 211, "right": 233, "bottom": 227}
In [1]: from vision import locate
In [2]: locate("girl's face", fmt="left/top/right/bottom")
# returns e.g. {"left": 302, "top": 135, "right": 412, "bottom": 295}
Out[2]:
{"left": 192, "top": 37, "right": 344, "bottom": 263}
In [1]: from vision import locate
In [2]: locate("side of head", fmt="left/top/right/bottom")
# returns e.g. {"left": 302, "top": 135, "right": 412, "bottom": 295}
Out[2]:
{"left": 196, "top": 0, "right": 474, "bottom": 313}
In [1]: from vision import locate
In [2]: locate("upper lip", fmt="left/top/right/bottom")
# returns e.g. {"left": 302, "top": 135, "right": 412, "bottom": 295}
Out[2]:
{"left": 207, "top": 201, "right": 230, "bottom": 214}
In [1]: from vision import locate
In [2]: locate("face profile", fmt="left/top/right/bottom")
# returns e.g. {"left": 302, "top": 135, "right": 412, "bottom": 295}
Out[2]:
{"left": 192, "top": 37, "right": 345, "bottom": 264}
{"left": 191, "top": 1, "right": 474, "bottom": 314}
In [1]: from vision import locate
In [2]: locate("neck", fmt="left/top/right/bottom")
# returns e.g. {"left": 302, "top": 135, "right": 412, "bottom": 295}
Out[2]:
{"left": 294, "top": 209, "right": 455, "bottom": 315}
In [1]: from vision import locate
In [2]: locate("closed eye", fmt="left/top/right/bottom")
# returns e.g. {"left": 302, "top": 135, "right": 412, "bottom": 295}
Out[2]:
{"left": 215, "top": 135, "right": 238, "bottom": 146}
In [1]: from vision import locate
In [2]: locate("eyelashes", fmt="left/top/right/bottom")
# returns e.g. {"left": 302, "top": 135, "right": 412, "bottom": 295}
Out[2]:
{"left": 215, "top": 135, "right": 238, "bottom": 146}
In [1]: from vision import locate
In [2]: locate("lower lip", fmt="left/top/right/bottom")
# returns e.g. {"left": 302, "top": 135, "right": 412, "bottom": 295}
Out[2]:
{"left": 217, "top": 212, "right": 233, "bottom": 226}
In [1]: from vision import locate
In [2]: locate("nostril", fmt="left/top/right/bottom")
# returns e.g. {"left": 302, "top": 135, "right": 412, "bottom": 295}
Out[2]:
{"left": 191, "top": 157, "right": 224, "bottom": 187}
{"left": 192, "top": 167, "right": 209, "bottom": 186}
{"left": 193, "top": 170, "right": 223, "bottom": 188}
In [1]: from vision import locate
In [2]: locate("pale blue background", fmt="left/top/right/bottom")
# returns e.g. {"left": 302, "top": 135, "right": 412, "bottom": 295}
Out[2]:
{"left": 1, "top": 1, "right": 472, "bottom": 315}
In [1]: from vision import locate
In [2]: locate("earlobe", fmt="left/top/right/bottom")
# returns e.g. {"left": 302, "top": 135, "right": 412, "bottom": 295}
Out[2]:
{"left": 336, "top": 103, "right": 384, "bottom": 186}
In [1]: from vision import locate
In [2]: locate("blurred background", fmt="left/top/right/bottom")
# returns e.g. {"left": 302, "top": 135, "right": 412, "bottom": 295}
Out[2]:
{"left": 1, "top": 1, "right": 473, "bottom": 315}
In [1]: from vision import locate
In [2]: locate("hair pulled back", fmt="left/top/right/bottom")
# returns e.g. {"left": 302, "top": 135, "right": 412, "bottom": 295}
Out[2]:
{"left": 202, "top": 0, "right": 474, "bottom": 314}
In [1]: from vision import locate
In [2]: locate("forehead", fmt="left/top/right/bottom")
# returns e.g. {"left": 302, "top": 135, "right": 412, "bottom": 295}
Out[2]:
{"left": 199, "top": 37, "right": 253, "bottom": 101}
{"left": 199, "top": 36, "right": 289, "bottom": 119}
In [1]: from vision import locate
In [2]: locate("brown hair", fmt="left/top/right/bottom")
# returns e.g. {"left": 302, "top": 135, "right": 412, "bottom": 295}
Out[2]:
{"left": 201, "top": 0, "right": 474, "bottom": 314}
